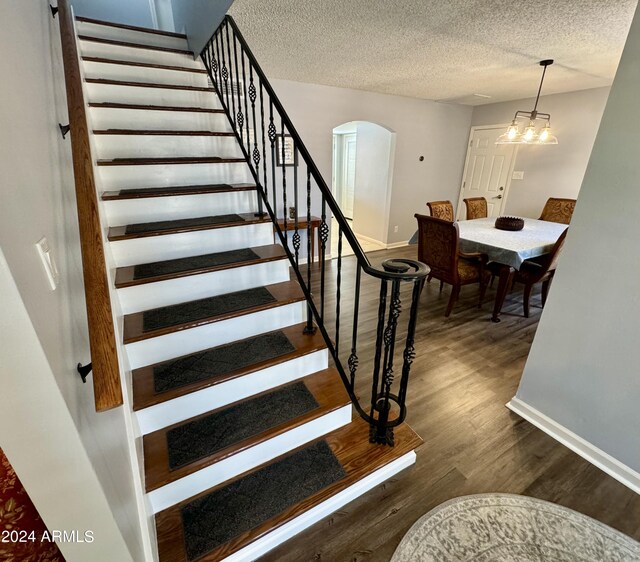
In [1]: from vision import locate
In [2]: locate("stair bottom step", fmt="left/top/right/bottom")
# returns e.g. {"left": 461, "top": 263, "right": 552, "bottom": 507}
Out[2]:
{"left": 155, "top": 419, "right": 422, "bottom": 562}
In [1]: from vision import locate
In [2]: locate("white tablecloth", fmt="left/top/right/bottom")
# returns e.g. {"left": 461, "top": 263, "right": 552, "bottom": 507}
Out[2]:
{"left": 458, "top": 218, "right": 567, "bottom": 270}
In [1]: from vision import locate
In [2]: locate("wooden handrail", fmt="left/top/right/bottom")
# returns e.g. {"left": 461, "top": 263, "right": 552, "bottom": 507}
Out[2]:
{"left": 57, "top": 0, "right": 123, "bottom": 411}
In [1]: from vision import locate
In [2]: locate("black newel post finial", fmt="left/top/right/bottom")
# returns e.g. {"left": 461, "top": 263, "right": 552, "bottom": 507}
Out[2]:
{"left": 77, "top": 362, "right": 93, "bottom": 383}
{"left": 59, "top": 123, "right": 70, "bottom": 139}
{"left": 50, "top": 5, "right": 58, "bottom": 18}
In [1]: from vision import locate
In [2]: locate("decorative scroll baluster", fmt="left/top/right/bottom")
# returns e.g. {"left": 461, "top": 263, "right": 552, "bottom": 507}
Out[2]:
{"left": 259, "top": 81, "right": 269, "bottom": 211}
{"left": 303, "top": 168, "right": 316, "bottom": 334}
{"left": 398, "top": 278, "right": 424, "bottom": 410}
{"left": 280, "top": 118, "right": 288, "bottom": 249}
{"left": 231, "top": 31, "right": 244, "bottom": 143}
{"left": 217, "top": 31, "right": 230, "bottom": 111}
{"left": 224, "top": 21, "right": 236, "bottom": 128}
{"left": 370, "top": 280, "right": 387, "bottom": 421}
{"left": 240, "top": 41, "right": 251, "bottom": 152}
{"left": 268, "top": 102, "right": 277, "bottom": 209}
{"left": 348, "top": 265, "right": 362, "bottom": 390}
{"left": 319, "top": 197, "right": 328, "bottom": 323}
{"left": 292, "top": 146, "right": 300, "bottom": 266}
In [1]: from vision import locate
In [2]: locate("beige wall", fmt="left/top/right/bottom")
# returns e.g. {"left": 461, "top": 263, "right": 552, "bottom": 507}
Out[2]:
{"left": 471, "top": 87, "right": 610, "bottom": 218}
{"left": 514, "top": 6, "right": 640, "bottom": 474}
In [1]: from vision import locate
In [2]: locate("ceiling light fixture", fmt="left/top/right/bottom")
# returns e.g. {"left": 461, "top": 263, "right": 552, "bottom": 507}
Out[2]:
{"left": 496, "top": 59, "right": 558, "bottom": 145}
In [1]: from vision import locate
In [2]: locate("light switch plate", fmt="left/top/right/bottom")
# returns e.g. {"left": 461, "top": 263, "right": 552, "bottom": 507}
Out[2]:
{"left": 512, "top": 171, "right": 525, "bottom": 180}
{"left": 35, "top": 237, "right": 59, "bottom": 291}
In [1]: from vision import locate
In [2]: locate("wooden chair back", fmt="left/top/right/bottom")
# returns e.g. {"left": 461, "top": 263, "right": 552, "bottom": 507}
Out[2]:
{"left": 415, "top": 214, "right": 460, "bottom": 284}
{"left": 463, "top": 197, "right": 488, "bottom": 220}
{"left": 426, "top": 200, "right": 454, "bottom": 222}
{"left": 539, "top": 198, "right": 576, "bottom": 224}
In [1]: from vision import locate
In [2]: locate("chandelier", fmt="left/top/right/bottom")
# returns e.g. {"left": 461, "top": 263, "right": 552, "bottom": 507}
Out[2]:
{"left": 496, "top": 59, "right": 558, "bottom": 145}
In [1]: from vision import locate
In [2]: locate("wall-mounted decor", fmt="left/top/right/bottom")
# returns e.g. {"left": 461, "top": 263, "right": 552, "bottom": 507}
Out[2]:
{"left": 276, "top": 134, "right": 298, "bottom": 166}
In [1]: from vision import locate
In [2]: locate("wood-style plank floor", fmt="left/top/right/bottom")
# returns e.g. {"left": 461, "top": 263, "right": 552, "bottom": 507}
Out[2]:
{"left": 262, "top": 244, "right": 640, "bottom": 561}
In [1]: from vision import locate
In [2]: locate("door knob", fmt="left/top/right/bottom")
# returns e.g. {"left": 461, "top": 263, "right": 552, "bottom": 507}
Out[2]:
{"left": 499, "top": 186, "right": 504, "bottom": 191}
{"left": 494, "top": 195, "right": 503, "bottom": 199}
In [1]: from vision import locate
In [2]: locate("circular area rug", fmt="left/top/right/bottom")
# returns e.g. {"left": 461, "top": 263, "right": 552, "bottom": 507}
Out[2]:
{"left": 391, "top": 494, "right": 640, "bottom": 561}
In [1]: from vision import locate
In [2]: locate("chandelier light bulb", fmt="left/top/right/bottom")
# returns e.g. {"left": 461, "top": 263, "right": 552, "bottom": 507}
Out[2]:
{"left": 507, "top": 121, "right": 519, "bottom": 140}
{"left": 523, "top": 122, "right": 536, "bottom": 142}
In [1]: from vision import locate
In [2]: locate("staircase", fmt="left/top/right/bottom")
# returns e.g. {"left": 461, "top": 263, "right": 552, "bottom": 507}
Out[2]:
{"left": 73, "top": 15, "right": 423, "bottom": 562}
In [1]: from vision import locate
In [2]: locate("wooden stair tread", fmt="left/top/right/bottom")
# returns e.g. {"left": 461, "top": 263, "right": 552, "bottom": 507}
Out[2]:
{"left": 78, "top": 34, "right": 192, "bottom": 55}
{"left": 98, "top": 156, "right": 245, "bottom": 166}
{"left": 115, "top": 244, "right": 285, "bottom": 288}
{"left": 133, "top": 323, "right": 326, "bottom": 411}
{"left": 76, "top": 16, "right": 188, "bottom": 39}
{"left": 143, "top": 368, "right": 347, "bottom": 492}
{"left": 123, "top": 280, "right": 304, "bottom": 344}
{"left": 102, "top": 183, "right": 255, "bottom": 201}
{"left": 85, "top": 77, "right": 214, "bottom": 92}
{"left": 108, "top": 212, "right": 268, "bottom": 241}
{"left": 93, "top": 129, "right": 234, "bottom": 136}
{"left": 82, "top": 56, "right": 207, "bottom": 73}
{"left": 88, "top": 102, "right": 224, "bottom": 113}
{"left": 155, "top": 418, "right": 422, "bottom": 562}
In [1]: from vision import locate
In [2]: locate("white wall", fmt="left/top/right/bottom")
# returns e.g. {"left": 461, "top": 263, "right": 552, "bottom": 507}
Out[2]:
{"left": 71, "top": 0, "right": 157, "bottom": 29}
{"left": 0, "top": 4, "right": 143, "bottom": 559}
{"left": 471, "top": 87, "right": 610, "bottom": 218}
{"left": 513, "top": 5, "right": 640, "bottom": 477}
{"left": 271, "top": 78, "right": 473, "bottom": 245}
{"left": 171, "top": 0, "right": 234, "bottom": 55}
{"left": 352, "top": 122, "right": 395, "bottom": 243}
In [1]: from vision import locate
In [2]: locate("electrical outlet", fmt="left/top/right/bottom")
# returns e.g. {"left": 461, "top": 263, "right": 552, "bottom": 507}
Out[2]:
{"left": 394, "top": 225, "right": 399, "bottom": 233}
{"left": 512, "top": 171, "right": 525, "bottom": 180}
{"left": 35, "top": 237, "right": 59, "bottom": 291}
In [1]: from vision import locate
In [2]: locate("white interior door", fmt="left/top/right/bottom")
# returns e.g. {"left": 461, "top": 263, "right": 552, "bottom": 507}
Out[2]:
{"left": 341, "top": 133, "right": 357, "bottom": 219}
{"left": 457, "top": 127, "right": 517, "bottom": 219}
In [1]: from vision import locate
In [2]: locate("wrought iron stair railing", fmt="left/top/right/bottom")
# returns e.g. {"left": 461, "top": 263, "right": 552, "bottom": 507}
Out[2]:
{"left": 201, "top": 16, "right": 427, "bottom": 445}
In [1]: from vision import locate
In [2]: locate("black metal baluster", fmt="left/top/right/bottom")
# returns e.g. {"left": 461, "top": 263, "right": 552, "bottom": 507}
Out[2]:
{"left": 268, "top": 101, "right": 277, "bottom": 210}
{"left": 335, "top": 227, "right": 343, "bottom": 355}
{"left": 280, "top": 118, "right": 288, "bottom": 250}
{"left": 224, "top": 21, "right": 236, "bottom": 128}
{"left": 292, "top": 146, "right": 300, "bottom": 266}
{"left": 397, "top": 278, "right": 425, "bottom": 410}
{"left": 210, "top": 40, "right": 219, "bottom": 90}
{"left": 303, "top": 168, "right": 316, "bottom": 335}
{"left": 348, "top": 265, "right": 362, "bottom": 391}
{"left": 217, "top": 29, "right": 230, "bottom": 114}
{"left": 247, "top": 62, "right": 264, "bottom": 216}
{"left": 231, "top": 29, "right": 243, "bottom": 144}
{"left": 319, "top": 197, "right": 328, "bottom": 323}
{"left": 259, "top": 81, "right": 269, "bottom": 212}
{"left": 240, "top": 42, "right": 251, "bottom": 152}
{"left": 370, "top": 280, "right": 388, "bottom": 420}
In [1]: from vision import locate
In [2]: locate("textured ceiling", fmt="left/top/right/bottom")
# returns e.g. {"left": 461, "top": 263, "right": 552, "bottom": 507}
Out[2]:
{"left": 228, "top": 0, "right": 637, "bottom": 105}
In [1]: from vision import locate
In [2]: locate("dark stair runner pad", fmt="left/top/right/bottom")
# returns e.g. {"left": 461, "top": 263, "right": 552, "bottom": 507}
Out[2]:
{"left": 153, "top": 331, "right": 295, "bottom": 393}
{"left": 166, "top": 381, "right": 319, "bottom": 469}
{"left": 142, "top": 286, "right": 275, "bottom": 333}
{"left": 120, "top": 184, "right": 233, "bottom": 196}
{"left": 181, "top": 440, "right": 346, "bottom": 561}
{"left": 133, "top": 248, "right": 259, "bottom": 280}
{"left": 125, "top": 213, "right": 242, "bottom": 234}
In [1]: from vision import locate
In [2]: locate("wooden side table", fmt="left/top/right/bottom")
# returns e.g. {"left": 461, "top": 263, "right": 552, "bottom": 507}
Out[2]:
{"left": 275, "top": 216, "right": 322, "bottom": 263}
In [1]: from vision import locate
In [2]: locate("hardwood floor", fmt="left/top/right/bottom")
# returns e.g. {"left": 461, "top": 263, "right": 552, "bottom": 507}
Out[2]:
{"left": 262, "top": 244, "right": 640, "bottom": 561}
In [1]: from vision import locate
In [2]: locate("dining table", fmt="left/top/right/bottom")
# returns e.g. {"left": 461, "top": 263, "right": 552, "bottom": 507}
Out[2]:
{"left": 457, "top": 217, "right": 567, "bottom": 322}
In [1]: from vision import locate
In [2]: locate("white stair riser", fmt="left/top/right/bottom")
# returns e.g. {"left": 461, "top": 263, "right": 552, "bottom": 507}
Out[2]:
{"left": 125, "top": 301, "right": 306, "bottom": 369}
{"left": 83, "top": 61, "right": 209, "bottom": 88}
{"left": 99, "top": 162, "right": 253, "bottom": 189}
{"left": 109, "top": 223, "right": 274, "bottom": 267}
{"left": 76, "top": 21, "right": 189, "bottom": 51}
{"left": 79, "top": 40, "right": 199, "bottom": 68}
{"left": 137, "top": 349, "right": 329, "bottom": 434}
{"left": 224, "top": 452, "right": 417, "bottom": 562}
{"left": 148, "top": 405, "right": 352, "bottom": 513}
{"left": 89, "top": 107, "right": 230, "bottom": 131}
{"left": 118, "top": 260, "right": 290, "bottom": 314}
{"left": 104, "top": 190, "right": 257, "bottom": 225}
{"left": 85, "top": 82, "right": 217, "bottom": 108}
{"left": 94, "top": 135, "right": 242, "bottom": 160}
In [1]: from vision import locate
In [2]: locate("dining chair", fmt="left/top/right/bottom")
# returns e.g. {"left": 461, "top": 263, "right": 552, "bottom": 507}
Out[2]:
{"left": 426, "top": 200, "right": 454, "bottom": 222}
{"left": 539, "top": 198, "right": 576, "bottom": 224}
{"left": 512, "top": 228, "right": 568, "bottom": 317}
{"left": 463, "top": 197, "right": 488, "bottom": 220}
{"left": 414, "top": 214, "right": 489, "bottom": 317}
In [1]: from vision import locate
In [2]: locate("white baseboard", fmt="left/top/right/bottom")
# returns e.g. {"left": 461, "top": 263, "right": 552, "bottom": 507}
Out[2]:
{"left": 352, "top": 231, "right": 386, "bottom": 249}
{"left": 507, "top": 397, "right": 640, "bottom": 495}
{"left": 223, "top": 451, "right": 417, "bottom": 562}
{"left": 386, "top": 240, "right": 410, "bottom": 250}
